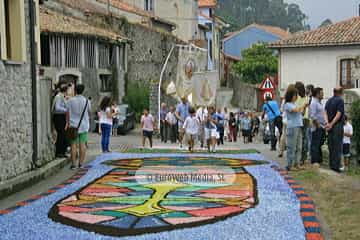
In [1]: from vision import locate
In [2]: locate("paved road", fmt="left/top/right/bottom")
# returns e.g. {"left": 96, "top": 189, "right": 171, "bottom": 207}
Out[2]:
{"left": 0, "top": 129, "right": 285, "bottom": 209}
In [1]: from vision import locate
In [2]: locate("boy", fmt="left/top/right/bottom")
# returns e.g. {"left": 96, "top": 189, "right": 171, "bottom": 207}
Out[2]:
{"left": 342, "top": 115, "right": 353, "bottom": 171}
{"left": 183, "top": 107, "right": 200, "bottom": 152}
{"left": 141, "top": 108, "right": 154, "bottom": 149}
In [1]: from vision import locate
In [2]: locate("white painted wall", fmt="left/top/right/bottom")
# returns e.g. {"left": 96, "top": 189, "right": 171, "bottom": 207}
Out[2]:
{"left": 279, "top": 46, "right": 360, "bottom": 98}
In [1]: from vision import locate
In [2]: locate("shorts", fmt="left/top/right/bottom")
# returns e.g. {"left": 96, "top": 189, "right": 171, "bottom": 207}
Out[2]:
{"left": 113, "top": 118, "right": 119, "bottom": 129}
{"left": 205, "top": 128, "right": 218, "bottom": 140}
{"left": 143, "top": 130, "right": 153, "bottom": 138}
{"left": 70, "top": 132, "right": 88, "bottom": 145}
{"left": 185, "top": 133, "right": 198, "bottom": 143}
{"left": 242, "top": 129, "right": 251, "bottom": 137}
{"left": 178, "top": 121, "right": 184, "bottom": 132}
{"left": 343, "top": 143, "right": 351, "bottom": 157}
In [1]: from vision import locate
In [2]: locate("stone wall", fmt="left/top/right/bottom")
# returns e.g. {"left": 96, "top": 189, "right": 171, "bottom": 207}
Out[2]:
{"left": 229, "top": 72, "right": 260, "bottom": 111}
{"left": 0, "top": 0, "right": 33, "bottom": 182}
{"left": 0, "top": 62, "right": 33, "bottom": 182}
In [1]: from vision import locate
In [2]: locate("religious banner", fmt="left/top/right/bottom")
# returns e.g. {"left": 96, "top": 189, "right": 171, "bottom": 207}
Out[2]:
{"left": 176, "top": 45, "right": 207, "bottom": 98}
{"left": 192, "top": 71, "right": 218, "bottom": 106}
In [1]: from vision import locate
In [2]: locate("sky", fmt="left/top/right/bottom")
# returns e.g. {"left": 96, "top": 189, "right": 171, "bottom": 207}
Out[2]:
{"left": 286, "top": 0, "right": 359, "bottom": 28}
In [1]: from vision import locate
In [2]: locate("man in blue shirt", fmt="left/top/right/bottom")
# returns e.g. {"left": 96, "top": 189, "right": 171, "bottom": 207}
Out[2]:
{"left": 309, "top": 88, "right": 326, "bottom": 165}
{"left": 325, "top": 87, "right": 345, "bottom": 173}
{"left": 262, "top": 96, "right": 281, "bottom": 151}
{"left": 175, "top": 96, "right": 190, "bottom": 148}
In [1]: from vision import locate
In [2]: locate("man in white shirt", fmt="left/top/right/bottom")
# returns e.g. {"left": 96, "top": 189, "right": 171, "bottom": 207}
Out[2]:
{"left": 196, "top": 106, "right": 208, "bottom": 148}
{"left": 66, "top": 84, "right": 91, "bottom": 169}
{"left": 165, "top": 106, "right": 177, "bottom": 143}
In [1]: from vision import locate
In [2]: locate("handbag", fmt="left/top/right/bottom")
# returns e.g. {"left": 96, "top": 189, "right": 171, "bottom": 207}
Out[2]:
{"left": 66, "top": 99, "right": 89, "bottom": 140}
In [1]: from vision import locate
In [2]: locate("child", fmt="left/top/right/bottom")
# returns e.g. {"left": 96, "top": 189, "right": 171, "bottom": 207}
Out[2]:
{"left": 141, "top": 108, "right": 154, "bottom": 149}
{"left": 183, "top": 107, "right": 200, "bottom": 152}
{"left": 111, "top": 102, "right": 119, "bottom": 136}
{"left": 241, "top": 112, "right": 251, "bottom": 144}
{"left": 342, "top": 115, "right": 353, "bottom": 171}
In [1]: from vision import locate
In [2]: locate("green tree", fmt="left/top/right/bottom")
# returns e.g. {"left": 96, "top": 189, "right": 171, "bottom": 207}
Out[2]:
{"left": 350, "top": 100, "right": 360, "bottom": 157}
{"left": 122, "top": 81, "right": 149, "bottom": 120}
{"left": 218, "top": 0, "right": 309, "bottom": 33}
{"left": 232, "top": 44, "right": 278, "bottom": 84}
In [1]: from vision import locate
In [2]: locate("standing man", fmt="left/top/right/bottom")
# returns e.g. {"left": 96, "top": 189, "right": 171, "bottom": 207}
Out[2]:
{"left": 309, "top": 88, "right": 326, "bottom": 166}
{"left": 165, "top": 106, "right": 177, "bottom": 143}
{"left": 160, "top": 103, "right": 168, "bottom": 143}
{"left": 325, "top": 87, "right": 345, "bottom": 173}
{"left": 216, "top": 108, "right": 225, "bottom": 145}
{"left": 65, "top": 84, "right": 91, "bottom": 169}
{"left": 52, "top": 85, "right": 68, "bottom": 158}
{"left": 262, "top": 96, "right": 281, "bottom": 151}
{"left": 196, "top": 106, "right": 208, "bottom": 148}
{"left": 175, "top": 96, "right": 190, "bottom": 149}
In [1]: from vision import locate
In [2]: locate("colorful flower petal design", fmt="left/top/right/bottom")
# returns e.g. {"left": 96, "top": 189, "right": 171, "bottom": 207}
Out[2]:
{"left": 48, "top": 157, "right": 266, "bottom": 237}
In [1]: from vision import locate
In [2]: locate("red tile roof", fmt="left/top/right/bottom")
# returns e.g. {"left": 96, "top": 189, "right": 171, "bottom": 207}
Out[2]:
{"left": 40, "top": 7, "right": 128, "bottom": 43}
{"left": 198, "top": 0, "right": 217, "bottom": 8}
{"left": 223, "top": 23, "right": 290, "bottom": 42}
{"left": 56, "top": 0, "right": 175, "bottom": 27}
{"left": 269, "top": 17, "right": 360, "bottom": 48}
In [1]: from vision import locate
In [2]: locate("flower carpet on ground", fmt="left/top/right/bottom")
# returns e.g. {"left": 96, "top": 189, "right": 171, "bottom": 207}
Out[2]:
{"left": 0, "top": 152, "right": 323, "bottom": 240}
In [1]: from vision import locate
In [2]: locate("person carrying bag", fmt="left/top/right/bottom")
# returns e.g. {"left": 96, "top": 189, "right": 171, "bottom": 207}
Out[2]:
{"left": 66, "top": 99, "right": 88, "bottom": 141}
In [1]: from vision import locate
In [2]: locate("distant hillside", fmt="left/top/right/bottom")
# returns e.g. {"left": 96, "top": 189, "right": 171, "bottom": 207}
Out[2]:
{"left": 217, "top": 0, "right": 310, "bottom": 33}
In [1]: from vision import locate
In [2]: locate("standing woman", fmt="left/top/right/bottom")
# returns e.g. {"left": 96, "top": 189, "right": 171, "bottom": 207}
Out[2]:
{"left": 229, "top": 112, "right": 237, "bottom": 142}
{"left": 52, "top": 85, "right": 68, "bottom": 158}
{"left": 295, "top": 82, "right": 310, "bottom": 165}
{"left": 284, "top": 86, "right": 308, "bottom": 171}
{"left": 99, "top": 97, "right": 116, "bottom": 153}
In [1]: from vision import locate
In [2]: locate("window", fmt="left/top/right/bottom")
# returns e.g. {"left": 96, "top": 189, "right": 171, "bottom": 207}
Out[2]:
{"left": 84, "top": 38, "right": 96, "bottom": 68}
{"left": 100, "top": 74, "right": 112, "bottom": 92}
{"left": 0, "top": 0, "right": 26, "bottom": 61}
{"left": 64, "top": 36, "right": 81, "bottom": 68}
{"left": 340, "top": 59, "right": 355, "bottom": 88}
{"left": 98, "top": 42, "right": 111, "bottom": 68}
{"left": 144, "top": 0, "right": 153, "bottom": 11}
{"left": 40, "top": 35, "right": 50, "bottom": 66}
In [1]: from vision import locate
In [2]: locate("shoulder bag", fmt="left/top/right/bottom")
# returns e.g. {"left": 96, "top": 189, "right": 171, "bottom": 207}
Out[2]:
{"left": 67, "top": 99, "right": 89, "bottom": 140}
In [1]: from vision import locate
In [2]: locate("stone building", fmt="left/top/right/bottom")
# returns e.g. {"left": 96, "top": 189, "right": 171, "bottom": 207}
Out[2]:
{"left": 39, "top": 6, "right": 129, "bottom": 128}
{"left": 0, "top": 0, "right": 55, "bottom": 183}
{"left": 42, "top": 0, "right": 184, "bottom": 120}
{"left": 120, "top": 0, "right": 199, "bottom": 42}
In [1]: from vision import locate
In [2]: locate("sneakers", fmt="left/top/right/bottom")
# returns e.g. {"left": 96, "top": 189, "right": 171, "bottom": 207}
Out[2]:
{"left": 70, "top": 165, "right": 77, "bottom": 170}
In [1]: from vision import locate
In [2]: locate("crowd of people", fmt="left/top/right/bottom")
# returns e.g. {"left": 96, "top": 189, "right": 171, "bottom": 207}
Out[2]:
{"left": 52, "top": 81, "right": 354, "bottom": 173}
{"left": 262, "top": 82, "right": 353, "bottom": 173}
{"left": 148, "top": 97, "right": 262, "bottom": 152}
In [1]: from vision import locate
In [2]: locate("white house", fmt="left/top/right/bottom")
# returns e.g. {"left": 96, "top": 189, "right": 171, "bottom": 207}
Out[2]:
{"left": 269, "top": 17, "right": 360, "bottom": 98}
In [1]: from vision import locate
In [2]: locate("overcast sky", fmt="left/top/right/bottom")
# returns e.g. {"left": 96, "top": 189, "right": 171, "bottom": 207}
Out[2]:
{"left": 286, "top": 0, "right": 359, "bottom": 28}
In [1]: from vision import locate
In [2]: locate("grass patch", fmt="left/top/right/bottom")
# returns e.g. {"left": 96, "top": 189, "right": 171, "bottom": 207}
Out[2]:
{"left": 291, "top": 168, "right": 360, "bottom": 240}
{"left": 124, "top": 148, "right": 260, "bottom": 154}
